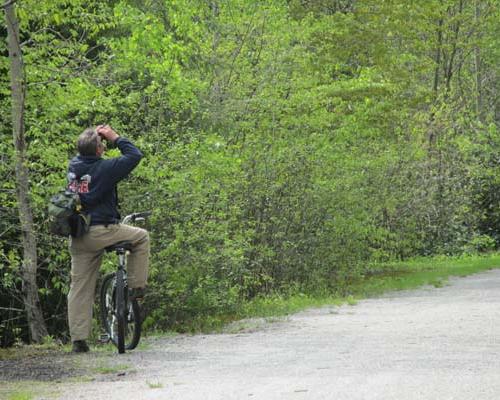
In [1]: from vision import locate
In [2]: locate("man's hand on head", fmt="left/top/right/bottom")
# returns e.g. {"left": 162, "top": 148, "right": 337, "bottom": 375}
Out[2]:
{"left": 96, "top": 125, "right": 120, "bottom": 143}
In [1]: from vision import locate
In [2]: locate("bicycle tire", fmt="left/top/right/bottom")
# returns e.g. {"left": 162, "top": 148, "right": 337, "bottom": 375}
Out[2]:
{"left": 100, "top": 273, "right": 116, "bottom": 338}
{"left": 115, "top": 269, "right": 126, "bottom": 353}
{"left": 124, "top": 296, "right": 141, "bottom": 350}
{"left": 100, "top": 272, "right": 142, "bottom": 352}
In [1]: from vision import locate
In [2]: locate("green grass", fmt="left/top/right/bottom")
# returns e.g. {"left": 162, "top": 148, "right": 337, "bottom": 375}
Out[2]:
{"left": 0, "top": 383, "right": 59, "bottom": 400}
{"left": 92, "top": 363, "right": 130, "bottom": 375}
{"left": 0, "top": 343, "right": 65, "bottom": 361}
{"left": 147, "top": 380, "right": 164, "bottom": 389}
{"left": 5, "top": 392, "right": 33, "bottom": 400}
{"left": 134, "top": 253, "right": 500, "bottom": 335}
{"left": 348, "top": 253, "right": 500, "bottom": 298}
{"left": 212, "top": 253, "right": 500, "bottom": 331}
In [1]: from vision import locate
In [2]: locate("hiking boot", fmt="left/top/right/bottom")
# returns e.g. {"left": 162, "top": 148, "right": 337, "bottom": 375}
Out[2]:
{"left": 129, "top": 287, "right": 146, "bottom": 300}
{"left": 72, "top": 340, "right": 89, "bottom": 353}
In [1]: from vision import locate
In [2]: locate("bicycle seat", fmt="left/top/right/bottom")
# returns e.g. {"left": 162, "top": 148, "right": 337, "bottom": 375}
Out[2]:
{"left": 104, "top": 241, "right": 133, "bottom": 253}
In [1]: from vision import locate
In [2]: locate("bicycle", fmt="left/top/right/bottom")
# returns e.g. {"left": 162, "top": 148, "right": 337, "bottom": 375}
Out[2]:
{"left": 99, "top": 211, "right": 151, "bottom": 354}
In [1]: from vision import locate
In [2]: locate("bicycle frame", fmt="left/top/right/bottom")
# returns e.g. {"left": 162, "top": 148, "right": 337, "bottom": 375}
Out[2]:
{"left": 99, "top": 211, "right": 151, "bottom": 353}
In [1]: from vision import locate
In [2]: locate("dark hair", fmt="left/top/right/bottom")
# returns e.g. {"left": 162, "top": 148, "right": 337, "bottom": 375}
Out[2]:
{"left": 77, "top": 128, "right": 99, "bottom": 156}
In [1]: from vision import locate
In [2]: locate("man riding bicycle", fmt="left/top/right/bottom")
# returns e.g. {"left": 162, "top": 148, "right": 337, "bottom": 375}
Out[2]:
{"left": 67, "top": 125, "right": 149, "bottom": 353}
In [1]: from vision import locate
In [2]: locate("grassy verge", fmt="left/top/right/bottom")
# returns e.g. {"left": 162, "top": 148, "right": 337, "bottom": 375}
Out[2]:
{"left": 349, "top": 253, "right": 500, "bottom": 297}
{"left": 208, "top": 253, "right": 500, "bottom": 332}
{"left": 0, "top": 340, "right": 132, "bottom": 399}
{"left": 0, "top": 383, "right": 57, "bottom": 400}
{"left": 3, "top": 389, "right": 34, "bottom": 400}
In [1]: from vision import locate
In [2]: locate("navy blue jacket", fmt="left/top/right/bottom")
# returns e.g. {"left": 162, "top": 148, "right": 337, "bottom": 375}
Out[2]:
{"left": 68, "top": 137, "right": 143, "bottom": 225}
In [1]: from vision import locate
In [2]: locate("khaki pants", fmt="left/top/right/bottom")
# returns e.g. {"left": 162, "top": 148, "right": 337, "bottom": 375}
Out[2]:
{"left": 68, "top": 224, "right": 150, "bottom": 341}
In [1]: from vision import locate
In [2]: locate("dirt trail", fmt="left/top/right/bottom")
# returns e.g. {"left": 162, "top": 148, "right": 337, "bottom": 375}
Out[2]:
{"left": 4, "top": 269, "right": 500, "bottom": 400}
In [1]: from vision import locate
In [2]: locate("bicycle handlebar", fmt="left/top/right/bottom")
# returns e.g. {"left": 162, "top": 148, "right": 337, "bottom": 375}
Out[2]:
{"left": 122, "top": 211, "right": 152, "bottom": 224}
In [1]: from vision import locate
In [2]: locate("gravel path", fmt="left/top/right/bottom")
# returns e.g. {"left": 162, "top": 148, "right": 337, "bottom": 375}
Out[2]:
{"left": 52, "top": 269, "right": 500, "bottom": 400}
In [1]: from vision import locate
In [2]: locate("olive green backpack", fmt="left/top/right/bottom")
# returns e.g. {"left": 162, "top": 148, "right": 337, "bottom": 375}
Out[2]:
{"left": 48, "top": 190, "right": 91, "bottom": 237}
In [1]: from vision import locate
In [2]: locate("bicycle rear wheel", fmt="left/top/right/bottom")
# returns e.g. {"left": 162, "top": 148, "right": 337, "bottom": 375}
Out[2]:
{"left": 100, "top": 272, "right": 142, "bottom": 353}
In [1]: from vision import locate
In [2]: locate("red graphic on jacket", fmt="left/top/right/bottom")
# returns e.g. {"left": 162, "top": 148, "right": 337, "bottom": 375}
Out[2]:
{"left": 68, "top": 173, "right": 92, "bottom": 194}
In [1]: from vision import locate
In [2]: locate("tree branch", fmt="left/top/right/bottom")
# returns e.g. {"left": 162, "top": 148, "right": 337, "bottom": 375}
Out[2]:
{"left": 1, "top": 0, "right": 16, "bottom": 9}
{"left": 0, "top": 306, "right": 24, "bottom": 312}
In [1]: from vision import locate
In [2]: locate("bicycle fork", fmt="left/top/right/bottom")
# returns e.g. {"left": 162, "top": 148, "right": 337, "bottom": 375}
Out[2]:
{"left": 100, "top": 250, "right": 129, "bottom": 344}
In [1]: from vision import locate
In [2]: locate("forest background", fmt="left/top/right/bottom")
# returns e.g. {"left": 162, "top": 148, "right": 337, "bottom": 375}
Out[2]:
{"left": 1, "top": 0, "right": 499, "bottom": 346}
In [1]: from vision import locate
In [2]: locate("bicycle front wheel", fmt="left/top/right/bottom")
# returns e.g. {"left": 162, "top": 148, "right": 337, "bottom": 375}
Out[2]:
{"left": 100, "top": 272, "right": 142, "bottom": 353}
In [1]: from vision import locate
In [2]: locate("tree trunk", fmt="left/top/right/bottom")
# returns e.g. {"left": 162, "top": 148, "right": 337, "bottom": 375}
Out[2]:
{"left": 474, "top": 0, "right": 482, "bottom": 121}
{"left": 4, "top": 1, "right": 48, "bottom": 343}
{"left": 444, "top": 0, "right": 463, "bottom": 93}
{"left": 429, "top": 17, "right": 444, "bottom": 147}
{"left": 432, "top": 18, "right": 443, "bottom": 96}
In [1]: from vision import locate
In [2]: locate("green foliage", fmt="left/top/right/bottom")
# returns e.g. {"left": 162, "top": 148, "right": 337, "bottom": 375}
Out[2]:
{"left": 462, "top": 234, "right": 497, "bottom": 255}
{"left": 2, "top": 0, "right": 500, "bottom": 342}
